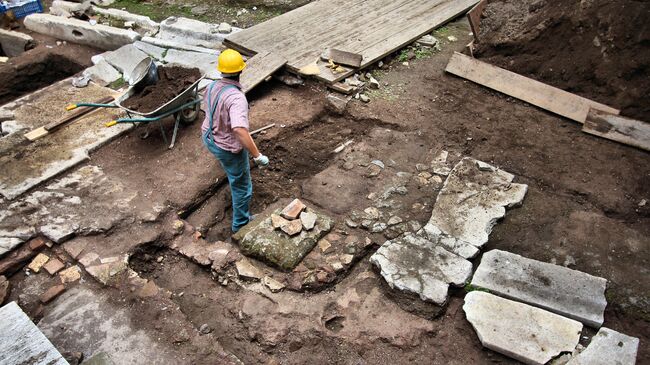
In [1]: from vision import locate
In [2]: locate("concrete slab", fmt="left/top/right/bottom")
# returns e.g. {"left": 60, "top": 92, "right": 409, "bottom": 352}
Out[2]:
{"left": 83, "top": 60, "right": 122, "bottom": 86}
{"left": 0, "top": 79, "right": 130, "bottom": 200}
{"left": 567, "top": 327, "right": 639, "bottom": 365}
{"left": 38, "top": 286, "right": 184, "bottom": 364}
{"left": 0, "top": 29, "right": 34, "bottom": 57}
{"left": 421, "top": 157, "right": 527, "bottom": 258}
{"left": 471, "top": 250, "right": 608, "bottom": 328}
{"left": 232, "top": 207, "right": 333, "bottom": 271}
{"left": 464, "top": 291, "right": 583, "bottom": 365}
{"left": 133, "top": 40, "right": 166, "bottom": 61}
{"left": 24, "top": 14, "right": 140, "bottom": 51}
{"left": 0, "top": 302, "right": 68, "bottom": 365}
{"left": 370, "top": 233, "right": 472, "bottom": 305}
{"left": 103, "top": 44, "right": 149, "bottom": 83}
{"left": 163, "top": 49, "right": 220, "bottom": 79}
{"left": 158, "top": 17, "right": 239, "bottom": 48}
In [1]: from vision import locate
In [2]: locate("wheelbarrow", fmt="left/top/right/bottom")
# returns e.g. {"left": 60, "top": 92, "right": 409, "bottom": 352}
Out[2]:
{"left": 69, "top": 59, "right": 204, "bottom": 149}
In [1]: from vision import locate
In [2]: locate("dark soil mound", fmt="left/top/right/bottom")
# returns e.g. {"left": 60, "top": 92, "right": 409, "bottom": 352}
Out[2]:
{"left": 122, "top": 66, "right": 201, "bottom": 113}
{"left": 475, "top": 0, "right": 650, "bottom": 121}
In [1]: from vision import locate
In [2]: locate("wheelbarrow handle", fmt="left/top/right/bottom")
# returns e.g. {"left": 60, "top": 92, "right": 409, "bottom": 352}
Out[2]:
{"left": 67, "top": 102, "right": 117, "bottom": 110}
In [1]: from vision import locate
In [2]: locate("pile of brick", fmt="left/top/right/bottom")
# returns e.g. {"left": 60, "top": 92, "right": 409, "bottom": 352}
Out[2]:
{"left": 270, "top": 199, "right": 318, "bottom": 236}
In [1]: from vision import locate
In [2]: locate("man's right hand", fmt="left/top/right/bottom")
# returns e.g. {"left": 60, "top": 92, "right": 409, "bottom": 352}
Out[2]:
{"left": 254, "top": 154, "right": 269, "bottom": 167}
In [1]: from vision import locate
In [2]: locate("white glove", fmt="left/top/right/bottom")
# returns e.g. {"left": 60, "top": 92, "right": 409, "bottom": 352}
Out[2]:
{"left": 253, "top": 154, "right": 269, "bottom": 167}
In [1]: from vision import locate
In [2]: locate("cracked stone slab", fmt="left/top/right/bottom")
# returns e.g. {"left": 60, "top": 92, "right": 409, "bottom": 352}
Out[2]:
{"left": 566, "top": 327, "right": 639, "bottom": 365}
{"left": 158, "top": 17, "right": 239, "bottom": 48}
{"left": 163, "top": 49, "right": 220, "bottom": 79}
{"left": 421, "top": 157, "right": 527, "bottom": 258}
{"left": 370, "top": 233, "right": 472, "bottom": 305}
{"left": 464, "top": 291, "right": 583, "bottom": 365}
{"left": 471, "top": 250, "right": 608, "bottom": 328}
{"left": 0, "top": 166, "right": 150, "bottom": 255}
{"left": 232, "top": 207, "right": 333, "bottom": 271}
{"left": 0, "top": 79, "right": 131, "bottom": 200}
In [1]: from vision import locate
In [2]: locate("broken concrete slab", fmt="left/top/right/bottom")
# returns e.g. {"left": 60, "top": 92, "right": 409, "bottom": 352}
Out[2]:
{"left": 370, "top": 233, "right": 472, "bottom": 305}
{"left": 0, "top": 301, "right": 68, "bottom": 365}
{"left": 158, "top": 16, "right": 237, "bottom": 48}
{"left": 133, "top": 40, "right": 166, "bottom": 61}
{"left": 0, "top": 29, "right": 35, "bottom": 57}
{"left": 83, "top": 60, "right": 121, "bottom": 86}
{"left": 464, "top": 291, "right": 583, "bottom": 365}
{"left": 471, "top": 250, "right": 608, "bottom": 328}
{"left": 163, "top": 49, "right": 220, "bottom": 79}
{"left": 23, "top": 14, "right": 140, "bottom": 51}
{"left": 566, "top": 327, "right": 639, "bottom": 365}
{"left": 103, "top": 44, "right": 149, "bottom": 83}
{"left": 233, "top": 207, "right": 333, "bottom": 271}
{"left": 421, "top": 157, "right": 527, "bottom": 258}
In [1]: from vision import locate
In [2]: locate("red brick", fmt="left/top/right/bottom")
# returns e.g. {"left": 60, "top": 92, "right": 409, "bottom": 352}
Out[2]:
{"left": 43, "top": 258, "right": 65, "bottom": 275}
{"left": 28, "top": 237, "right": 50, "bottom": 251}
{"left": 280, "top": 199, "right": 306, "bottom": 220}
{"left": 40, "top": 285, "right": 66, "bottom": 303}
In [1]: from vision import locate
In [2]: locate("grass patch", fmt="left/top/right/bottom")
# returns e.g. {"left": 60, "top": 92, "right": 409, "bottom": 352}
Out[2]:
{"left": 111, "top": 0, "right": 197, "bottom": 22}
{"left": 109, "top": 77, "right": 126, "bottom": 89}
{"left": 464, "top": 284, "right": 490, "bottom": 293}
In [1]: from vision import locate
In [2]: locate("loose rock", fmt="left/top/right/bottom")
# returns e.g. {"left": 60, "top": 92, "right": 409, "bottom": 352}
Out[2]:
{"left": 281, "top": 219, "right": 303, "bottom": 236}
{"left": 281, "top": 199, "right": 306, "bottom": 220}
{"left": 235, "top": 258, "right": 264, "bottom": 280}
{"left": 59, "top": 266, "right": 81, "bottom": 284}
{"left": 300, "top": 211, "right": 318, "bottom": 231}
{"left": 262, "top": 276, "right": 285, "bottom": 292}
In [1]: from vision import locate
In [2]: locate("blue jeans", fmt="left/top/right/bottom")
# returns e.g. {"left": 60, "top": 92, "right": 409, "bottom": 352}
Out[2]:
{"left": 202, "top": 134, "right": 252, "bottom": 232}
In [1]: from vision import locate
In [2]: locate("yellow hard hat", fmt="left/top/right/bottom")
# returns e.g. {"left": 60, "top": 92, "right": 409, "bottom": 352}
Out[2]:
{"left": 218, "top": 49, "right": 246, "bottom": 74}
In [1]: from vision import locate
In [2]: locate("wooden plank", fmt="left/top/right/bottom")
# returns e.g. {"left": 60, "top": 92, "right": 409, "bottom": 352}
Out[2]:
{"left": 467, "top": 0, "right": 487, "bottom": 42}
{"left": 321, "top": 49, "right": 363, "bottom": 68}
{"left": 445, "top": 52, "right": 619, "bottom": 123}
{"left": 240, "top": 51, "right": 287, "bottom": 93}
{"left": 583, "top": 109, "right": 650, "bottom": 151}
{"left": 0, "top": 302, "right": 68, "bottom": 365}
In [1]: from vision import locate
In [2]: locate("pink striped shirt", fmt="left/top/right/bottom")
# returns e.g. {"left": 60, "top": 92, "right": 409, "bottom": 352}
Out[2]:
{"left": 201, "top": 78, "right": 249, "bottom": 153}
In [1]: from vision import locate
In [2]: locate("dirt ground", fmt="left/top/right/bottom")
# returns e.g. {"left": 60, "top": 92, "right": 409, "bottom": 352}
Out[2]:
{"left": 1, "top": 9, "right": 649, "bottom": 365}
{"left": 122, "top": 66, "right": 201, "bottom": 113}
{"left": 475, "top": 0, "right": 650, "bottom": 121}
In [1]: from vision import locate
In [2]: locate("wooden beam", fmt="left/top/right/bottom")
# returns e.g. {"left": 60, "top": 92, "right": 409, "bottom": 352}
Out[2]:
{"left": 467, "top": 0, "right": 486, "bottom": 43}
{"left": 583, "top": 109, "right": 650, "bottom": 151}
{"left": 445, "top": 52, "right": 619, "bottom": 123}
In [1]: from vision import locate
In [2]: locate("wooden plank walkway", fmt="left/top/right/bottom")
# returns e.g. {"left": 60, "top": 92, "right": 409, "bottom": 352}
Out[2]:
{"left": 0, "top": 302, "right": 68, "bottom": 365}
{"left": 240, "top": 51, "right": 287, "bottom": 93}
{"left": 225, "top": 0, "right": 478, "bottom": 84}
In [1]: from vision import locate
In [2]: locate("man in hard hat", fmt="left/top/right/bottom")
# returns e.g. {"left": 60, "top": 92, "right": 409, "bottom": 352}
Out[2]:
{"left": 202, "top": 49, "right": 270, "bottom": 233}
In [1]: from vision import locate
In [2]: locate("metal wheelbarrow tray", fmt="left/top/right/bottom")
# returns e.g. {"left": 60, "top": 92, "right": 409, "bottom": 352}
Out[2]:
{"left": 109, "top": 76, "right": 206, "bottom": 149}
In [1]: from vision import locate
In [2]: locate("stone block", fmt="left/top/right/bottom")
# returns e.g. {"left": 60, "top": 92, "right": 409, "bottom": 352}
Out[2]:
{"left": 141, "top": 36, "right": 220, "bottom": 55}
{"left": 92, "top": 7, "right": 159, "bottom": 33}
{"left": 158, "top": 16, "right": 234, "bottom": 48}
{"left": 566, "top": 327, "right": 639, "bottom": 365}
{"left": 133, "top": 40, "right": 166, "bottom": 61}
{"left": 24, "top": 14, "right": 141, "bottom": 51}
{"left": 83, "top": 60, "right": 121, "bottom": 86}
{"left": 233, "top": 208, "right": 333, "bottom": 271}
{"left": 0, "top": 29, "right": 34, "bottom": 57}
{"left": 43, "top": 258, "right": 65, "bottom": 275}
{"left": 421, "top": 157, "right": 527, "bottom": 258}
{"left": 103, "top": 44, "right": 149, "bottom": 83}
{"left": 464, "top": 291, "right": 583, "bottom": 365}
{"left": 370, "top": 233, "right": 472, "bottom": 305}
{"left": 59, "top": 265, "right": 81, "bottom": 283}
{"left": 163, "top": 48, "right": 220, "bottom": 79}
{"left": 471, "top": 250, "right": 608, "bottom": 328}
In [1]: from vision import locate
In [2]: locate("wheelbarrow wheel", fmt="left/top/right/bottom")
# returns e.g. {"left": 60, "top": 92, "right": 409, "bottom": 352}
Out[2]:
{"left": 179, "top": 97, "right": 200, "bottom": 125}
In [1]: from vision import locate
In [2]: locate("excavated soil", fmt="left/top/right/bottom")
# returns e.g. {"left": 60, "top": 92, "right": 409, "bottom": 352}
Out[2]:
{"left": 475, "top": 0, "right": 650, "bottom": 121}
{"left": 122, "top": 66, "right": 201, "bottom": 113}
